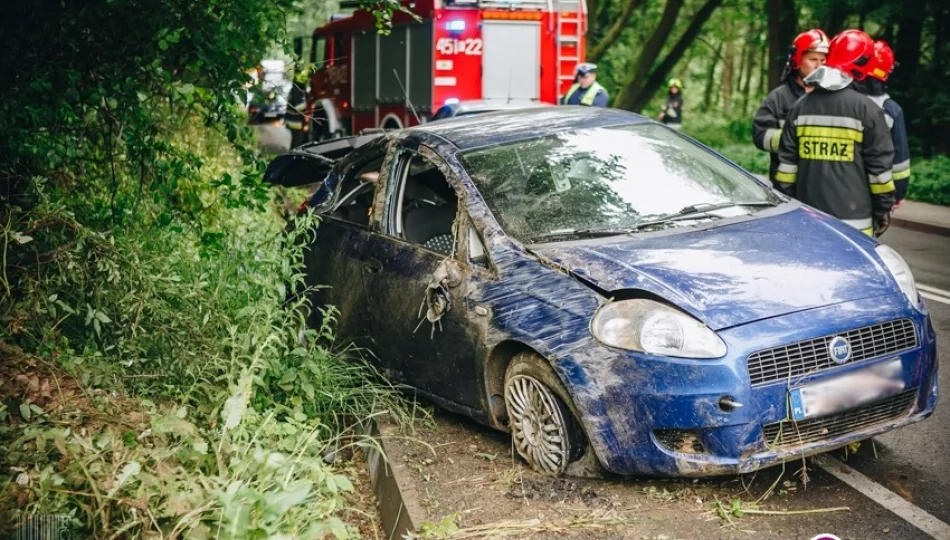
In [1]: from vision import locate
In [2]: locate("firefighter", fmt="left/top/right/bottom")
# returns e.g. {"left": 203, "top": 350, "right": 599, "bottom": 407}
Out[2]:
{"left": 658, "top": 78, "right": 684, "bottom": 130}
{"left": 753, "top": 29, "right": 830, "bottom": 187}
{"left": 858, "top": 40, "right": 911, "bottom": 208}
{"left": 776, "top": 29, "right": 896, "bottom": 237}
{"left": 561, "top": 63, "right": 609, "bottom": 107}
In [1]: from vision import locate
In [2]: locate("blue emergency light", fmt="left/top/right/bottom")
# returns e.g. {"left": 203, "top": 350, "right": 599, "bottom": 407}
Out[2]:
{"left": 446, "top": 20, "right": 466, "bottom": 32}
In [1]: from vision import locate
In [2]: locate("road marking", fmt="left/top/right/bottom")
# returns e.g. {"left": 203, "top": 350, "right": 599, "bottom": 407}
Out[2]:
{"left": 918, "top": 283, "right": 950, "bottom": 297}
{"left": 814, "top": 455, "right": 950, "bottom": 539}
{"left": 921, "top": 291, "right": 950, "bottom": 306}
{"left": 918, "top": 284, "right": 950, "bottom": 306}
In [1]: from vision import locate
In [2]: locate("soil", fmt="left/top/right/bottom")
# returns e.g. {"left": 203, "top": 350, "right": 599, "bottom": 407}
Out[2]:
{"left": 340, "top": 449, "right": 388, "bottom": 540}
{"left": 380, "top": 408, "right": 933, "bottom": 539}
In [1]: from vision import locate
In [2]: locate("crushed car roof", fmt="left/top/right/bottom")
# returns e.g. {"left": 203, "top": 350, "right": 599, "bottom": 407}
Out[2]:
{"left": 411, "top": 106, "right": 652, "bottom": 150}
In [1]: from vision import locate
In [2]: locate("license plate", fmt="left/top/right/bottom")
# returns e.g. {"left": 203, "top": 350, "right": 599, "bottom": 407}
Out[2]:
{"left": 788, "top": 357, "right": 905, "bottom": 421}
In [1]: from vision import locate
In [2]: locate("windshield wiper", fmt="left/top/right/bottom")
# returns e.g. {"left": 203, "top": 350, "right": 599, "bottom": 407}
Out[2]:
{"left": 528, "top": 201, "right": 778, "bottom": 243}
{"left": 529, "top": 227, "right": 640, "bottom": 243}
{"left": 634, "top": 201, "right": 777, "bottom": 229}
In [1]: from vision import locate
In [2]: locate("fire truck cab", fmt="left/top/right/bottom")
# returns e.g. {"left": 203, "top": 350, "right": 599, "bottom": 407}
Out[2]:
{"left": 290, "top": 0, "right": 587, "bottom": 141}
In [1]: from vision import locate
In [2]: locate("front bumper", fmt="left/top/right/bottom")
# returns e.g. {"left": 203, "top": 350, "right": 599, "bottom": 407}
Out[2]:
{"left": 553, "top": 294, "right": 938, "bottom": 477}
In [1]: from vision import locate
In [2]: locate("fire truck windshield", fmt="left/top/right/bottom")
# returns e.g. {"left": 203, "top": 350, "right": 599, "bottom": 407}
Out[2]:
{"left": 459, "top": 123, "right": 778, "bottom": 243}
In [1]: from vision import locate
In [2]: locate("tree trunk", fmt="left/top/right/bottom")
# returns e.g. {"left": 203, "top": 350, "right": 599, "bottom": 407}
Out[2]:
{"left": 588, "top": 0, "right": 645, "bottom": 63}
{"left": 702, "top": 41, "right": 723, "bottom": 112}
{"left": 735, "top": 32, "right": 749, "bottom": 99}
{"left": 586, "top": 0, "right": 600, "bottom": 36}
{"left": 767, "top": 0, "right": 797, "bottom": 90}
{"left": 722, "top": 19, "right": 735, "bottom": 114}
{"left": 621, "top": 0, "right": 724, "bottom": 112}
{"left": 613, "top": 0, "right": 685, "bottom": 110}
{"left": 931, "top": 7, "right": 949, "bottom": 80}
{"left": 741, "top": 19, "right": 759, "bottom": 114}
{"left": 894, "top": 6, "right": 925, "bottom": 85}
{"left": 822, "top": 3, "right": 849, "bottom": 36}
{"left": 758, "top": 42, "right": 768, "bottom": 96}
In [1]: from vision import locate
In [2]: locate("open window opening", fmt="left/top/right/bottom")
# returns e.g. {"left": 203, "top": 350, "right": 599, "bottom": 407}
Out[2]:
{"left": 394, "top": 154, "right": 458, "bottom": 255}
{"left": 327, "top": 154, "right": 384, "bottom": 227}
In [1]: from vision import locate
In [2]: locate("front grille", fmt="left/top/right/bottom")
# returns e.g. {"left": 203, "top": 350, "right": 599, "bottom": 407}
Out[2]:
{"left": 748, "top": 319, "right": 917, "bottom": 386}
{"left": 762, "top": 388, "right": 917, "bottom": 450}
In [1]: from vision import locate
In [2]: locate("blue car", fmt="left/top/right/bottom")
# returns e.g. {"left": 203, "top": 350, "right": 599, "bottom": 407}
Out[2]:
{"left": 265, "top": 106, "right": 938, "bottom": 477}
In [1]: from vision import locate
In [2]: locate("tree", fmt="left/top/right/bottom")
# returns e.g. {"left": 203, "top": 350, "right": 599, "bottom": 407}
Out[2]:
{"left": 766, "top": 0, "right": 797, "bottom": 90}
{"left": 588, "top": 0, "right": 647, "bottom": 63}
{"left": 613, "top": 0, "right": 723, "bottom": 112}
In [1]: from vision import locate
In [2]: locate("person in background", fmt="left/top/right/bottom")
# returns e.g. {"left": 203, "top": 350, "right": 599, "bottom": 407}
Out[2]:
{"left": 753, "top": 29, "right": 830, "bottom": 187}
{"left": 858, "top": 40, "right": 911, "bottom": 209}
{"left": 658, "top": 78, "right": 684, "bottom": 130}
{"left": 561, "top": 63, "right": 609, "bottom": 107}
{"left": 776, "top": 29, "right": 895, "bottom": 237}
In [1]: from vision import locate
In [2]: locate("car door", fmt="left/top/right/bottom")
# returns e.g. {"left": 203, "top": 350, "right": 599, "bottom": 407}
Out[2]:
{"left": 358, "top": 141, "right": 489, "bottom": 409}
{"left": 301, "top": 142, "right": 391, "bottom": 350}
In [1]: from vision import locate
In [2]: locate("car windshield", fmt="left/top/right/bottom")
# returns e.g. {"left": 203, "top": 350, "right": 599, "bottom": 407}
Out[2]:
{"left": 460, "top": 123, "right": 779, "bottom": 243}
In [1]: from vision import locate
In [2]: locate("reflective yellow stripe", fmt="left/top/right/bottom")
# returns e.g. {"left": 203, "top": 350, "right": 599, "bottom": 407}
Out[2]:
{"left": 764, "top": 129, "right": 781, "bottom": 152}
{"left": 796, "top": 126, "right": 864, "bottom": 143}
{"left": 774, "top": 171, "right": 797, "bottom": 183}
{"left": 870, "top": 180, "right": 896, "bottom": 194}
{"left": 861, "top": 227, "right": 873, "bottom": 236}
{"left": 893, "top": 168, "right": 911, "bottom": 180}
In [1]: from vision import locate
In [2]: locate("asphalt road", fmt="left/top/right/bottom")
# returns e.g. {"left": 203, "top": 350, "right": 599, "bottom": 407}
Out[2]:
{"left": 789, "top": 226, "right": 950, "bottom": 539}
{"left": 833, "top": 226, "right": 950, "bottom": 534}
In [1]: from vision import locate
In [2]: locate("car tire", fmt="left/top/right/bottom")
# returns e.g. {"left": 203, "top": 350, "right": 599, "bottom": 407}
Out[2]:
{"left": 504, "top": 351, "right": 590, "bottom": 475}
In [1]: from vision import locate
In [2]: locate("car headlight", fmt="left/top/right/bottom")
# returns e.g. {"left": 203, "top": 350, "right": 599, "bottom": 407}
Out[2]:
{"left": 875, "top": 245, "right": 919, "bottom": 306}
{"left": 591, "top": 299, "right": 726, "bottom": 358}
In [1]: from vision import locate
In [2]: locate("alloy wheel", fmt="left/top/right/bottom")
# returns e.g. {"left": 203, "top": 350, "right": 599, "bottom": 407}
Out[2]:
{"left": 505, "top": 374, "right": 570, "bottom": 474}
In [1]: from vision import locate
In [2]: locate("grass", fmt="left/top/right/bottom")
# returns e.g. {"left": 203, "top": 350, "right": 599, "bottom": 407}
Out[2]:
{"left": 0, "top": 118, "right": 418, "bottom": 538}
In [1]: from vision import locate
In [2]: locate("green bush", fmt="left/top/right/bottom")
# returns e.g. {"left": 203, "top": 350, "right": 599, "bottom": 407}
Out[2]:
{"left": 1, "top": 0, "right": 420, "bottom": 536}
{"left": 682, "top": 114, "right": 769, "bottom": 175}
{"left": 0, "top": 122, "right": 415, "bottom": 537}
{"left": 907, "top": 155, "right": 950, "bottom": 206}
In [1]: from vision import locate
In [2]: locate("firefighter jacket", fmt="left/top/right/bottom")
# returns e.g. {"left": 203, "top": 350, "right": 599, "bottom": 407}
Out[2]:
{"left": 562, "top": 82, "right": 609, "bottom": 107}
{"left": 776, "top": 85, "right": 896, "bottom": 234}
{"left": 661, "top": 93, "right": 683, "bottom": 125}
{"left": 868, "top": 93, "right": 911, "bottom": 201}
{"left": 753, "top": 79, "right": 805, "bottom": 185}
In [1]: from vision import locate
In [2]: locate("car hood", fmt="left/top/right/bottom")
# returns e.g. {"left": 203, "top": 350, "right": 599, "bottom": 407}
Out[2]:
{"left": 531, "top": 207, "right": 896, "bottom": 330}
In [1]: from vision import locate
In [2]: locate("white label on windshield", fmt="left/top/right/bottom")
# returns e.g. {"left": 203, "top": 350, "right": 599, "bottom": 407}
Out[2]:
{"left": 552, "top": 174, "right": 572, "bottom": 193}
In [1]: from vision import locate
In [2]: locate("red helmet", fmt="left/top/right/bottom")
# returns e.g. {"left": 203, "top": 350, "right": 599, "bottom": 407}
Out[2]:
{"left": 867, "top": 40, "right": 896, "bottom": 82}
{"left": 788, "top": 29, "right": 830, "bottom": 71}
{"left": 826, "top": 29, "right": 875, "bottom": 80}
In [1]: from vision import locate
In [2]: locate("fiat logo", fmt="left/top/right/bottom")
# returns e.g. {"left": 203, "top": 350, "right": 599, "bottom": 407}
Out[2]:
{"left": 828, "top": 336, "right": 852, "bottom": 365}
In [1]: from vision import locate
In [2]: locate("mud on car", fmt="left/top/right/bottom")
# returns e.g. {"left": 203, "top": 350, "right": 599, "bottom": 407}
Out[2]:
{"left": 264, "top": 106, "right": 938, "bottom": 477}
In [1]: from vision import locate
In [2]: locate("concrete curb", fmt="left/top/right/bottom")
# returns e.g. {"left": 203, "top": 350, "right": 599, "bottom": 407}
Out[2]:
{"left": 891, "top": 216, "right": 950, "bottom": 238}
{"left": 364, "top": 419, "right": 426, "bottom": 539}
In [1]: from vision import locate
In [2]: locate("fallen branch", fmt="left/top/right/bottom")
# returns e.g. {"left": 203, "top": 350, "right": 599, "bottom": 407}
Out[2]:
{"left": 740, "top": 506, "right": 850, "bottom": 516}
{"left": 446, "top": 512, "right": 636, "bottom": 538}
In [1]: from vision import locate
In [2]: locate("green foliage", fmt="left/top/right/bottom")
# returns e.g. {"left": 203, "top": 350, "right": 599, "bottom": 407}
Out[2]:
{"left": 0, "top": 0, "right": 417, "bottom": 536}
{"left": 681, "top": 113, "right": 770, "bottom": 174}
{"left": 907, "top": 156, "right": 950, "bottom": 206}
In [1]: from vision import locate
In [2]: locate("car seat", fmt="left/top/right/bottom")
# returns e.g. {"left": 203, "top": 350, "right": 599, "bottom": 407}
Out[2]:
{"left": 403, "top": 204, "right": 457, "bottom": 255}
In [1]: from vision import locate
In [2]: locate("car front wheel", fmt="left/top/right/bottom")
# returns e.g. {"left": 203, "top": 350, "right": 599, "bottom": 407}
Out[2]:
{"left": 504, "top": 352, "right": 588, "bottom": 475}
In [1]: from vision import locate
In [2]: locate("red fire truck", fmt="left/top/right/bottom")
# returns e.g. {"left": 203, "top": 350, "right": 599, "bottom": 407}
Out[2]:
{"left": 289, "top": 0, "right": 587, "bottom": 141}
